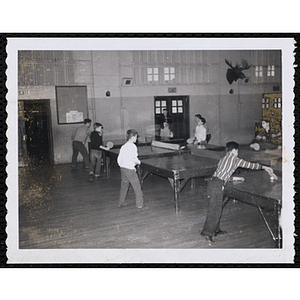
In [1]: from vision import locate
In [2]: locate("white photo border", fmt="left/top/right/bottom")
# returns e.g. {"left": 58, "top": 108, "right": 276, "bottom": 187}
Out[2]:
{"left": 6, "top": 37, "right": 295, "bottom": 264}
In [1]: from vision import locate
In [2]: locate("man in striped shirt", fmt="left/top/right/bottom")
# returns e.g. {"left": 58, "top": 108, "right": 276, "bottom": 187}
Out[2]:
{"left": 200, "top": 141, "right": 277, "bottom": 243}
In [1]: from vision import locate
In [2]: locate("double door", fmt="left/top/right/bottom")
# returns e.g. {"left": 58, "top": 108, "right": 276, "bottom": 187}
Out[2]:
{"left": 154, "top": 95, "right": 190, "bottom": 142}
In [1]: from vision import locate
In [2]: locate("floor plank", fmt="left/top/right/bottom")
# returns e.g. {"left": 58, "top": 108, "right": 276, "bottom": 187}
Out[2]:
{"left": 19, "top": 162, "right": 278, "bottom": 249}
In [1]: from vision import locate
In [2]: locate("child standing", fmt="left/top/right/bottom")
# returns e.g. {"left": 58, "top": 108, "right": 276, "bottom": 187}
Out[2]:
{"left": 71, "top": 118, "right": 92, "bottom": 170}
{"left": 117, "top": 129, "right": 149, "bottom": 211}
{"left": 194, "top": 114, "right": 207, "bottom": 148}
{"left": 201, "top": 141, "right": 277, "bottom": 243}
{"left": 88, "top": 123, "right": 110, "bottom": 182}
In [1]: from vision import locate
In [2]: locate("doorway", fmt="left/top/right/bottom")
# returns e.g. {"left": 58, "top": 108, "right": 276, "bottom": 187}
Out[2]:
{"left": 18, "top": 100, "right": 53, "bottom": 166}
{"left": 154, "top": 95, "right": 190, "bottom": 142}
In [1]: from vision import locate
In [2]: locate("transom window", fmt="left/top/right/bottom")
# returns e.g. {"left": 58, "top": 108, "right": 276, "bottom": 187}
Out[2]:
{"left": 164, "top": 67, "right": 175, "bottom": 83}
{"left": 147, "top": 67, "right": 159, "bottom": 83}
{"left": 267, "top": 65, "right": 275, "bottom": 76}
{"left": 255, "top": 66, "right": 263, "bottom": 77}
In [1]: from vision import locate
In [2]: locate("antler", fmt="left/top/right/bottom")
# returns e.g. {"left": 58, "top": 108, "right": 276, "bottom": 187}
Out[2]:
{"left": 241, "top": 59, "right": 251, "bottom": 70}
{"left": 225, "top": 59, "right": 234, "bottom": 68}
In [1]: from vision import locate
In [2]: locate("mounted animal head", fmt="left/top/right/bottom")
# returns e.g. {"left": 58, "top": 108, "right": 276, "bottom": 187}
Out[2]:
{"left": 225, "top": 59, "right": 252, "bottom": 84}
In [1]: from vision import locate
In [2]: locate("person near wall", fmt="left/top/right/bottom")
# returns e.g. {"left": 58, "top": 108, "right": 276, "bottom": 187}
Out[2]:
{"left": 250, "top": 120, "right": 281, "bottom": 151}
{"left": 71, "top": 118, "right": 92, "bottom": 170}
{"left": 194, "top": 114, "right": 207, "bottom": 148}
{"left": 117, "top": 129, "right": 149, "bottom": 211}
{"left": 88, "top": 122, "right": 111, "bottom": 182}
{"left": 200, "top": 141, "right": 277, "bottom": 243}
{"left": 157, "top": 108, "right": 173, "bottom": 140}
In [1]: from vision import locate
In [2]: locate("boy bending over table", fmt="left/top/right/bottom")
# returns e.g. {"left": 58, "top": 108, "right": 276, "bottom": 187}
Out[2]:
{"left": 201, "top": 141, "right": 277, "bottom": 243}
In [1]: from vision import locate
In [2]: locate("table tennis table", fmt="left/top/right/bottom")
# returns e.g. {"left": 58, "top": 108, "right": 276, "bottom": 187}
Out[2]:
{"left": 139, "top": 154, "right": 218, "bottom": 213}
{"left": 224, "top": 169, "right": 282, "bottom": 247}
{"left": 103, "top": 145, "right": 191, "bottom": 179}
{"left": 189, "top": 144, "right": 282, "bottom": 172}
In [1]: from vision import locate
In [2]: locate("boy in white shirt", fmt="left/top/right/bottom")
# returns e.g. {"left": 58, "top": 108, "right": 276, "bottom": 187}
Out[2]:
{"left": 117, "top": 129, "right": 149, "bottom": 211}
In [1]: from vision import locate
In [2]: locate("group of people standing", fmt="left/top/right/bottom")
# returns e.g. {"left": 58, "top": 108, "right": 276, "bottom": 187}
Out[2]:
{"left": 71, "top": 118, "right": 110, "bottom": 182}
{"left": 70, "top": 115, "right": 280, "bottom": 243}
{"left": 71, "top": 119, "right": 148, "bottom": 211}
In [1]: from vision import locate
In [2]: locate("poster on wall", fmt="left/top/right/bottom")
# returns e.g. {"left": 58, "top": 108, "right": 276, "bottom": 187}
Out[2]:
{"left": 66, "top": 111, "right": 84, "bottom": 123}
{"left": 56, "top": 85, "right": 88, "bottom": 124}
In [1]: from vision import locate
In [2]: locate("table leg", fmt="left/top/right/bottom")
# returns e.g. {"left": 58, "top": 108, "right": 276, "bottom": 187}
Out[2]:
{"left": 173, "top": 171, "right": 180, "bottom": 213}
{"left": 105, "top": 156, "right": 111, "bottom": 179}
{"left": 275, "top": 203, "right": 282, "bottom": 248}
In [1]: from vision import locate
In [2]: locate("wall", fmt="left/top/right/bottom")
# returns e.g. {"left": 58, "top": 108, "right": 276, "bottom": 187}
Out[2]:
{"left": 18, "top": 50, "right": 282, "bottom": 164}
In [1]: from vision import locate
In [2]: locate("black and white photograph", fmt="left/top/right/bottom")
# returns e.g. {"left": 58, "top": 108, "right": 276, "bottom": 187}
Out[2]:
{"left": 5, "top": 37, "right": 295, "bottom": 264}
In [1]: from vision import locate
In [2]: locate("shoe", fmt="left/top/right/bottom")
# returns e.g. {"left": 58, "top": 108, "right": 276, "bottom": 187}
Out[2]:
{"left": 89, "top": 174, "right": 94, "bottom": 182}
{"left": 136, "top": 206, "right": 149, "bottom": 212}
{"left": 117, "top": 203, "right": 128, "bottom": 208}
{"left": 95, "top": 175, "right": 101, "bottom": 179}
{"left": 214, "top": 229, "right": 227, "bottom": 237}
{"left": 200, "top": 232, "right": 214, "bottom": 243}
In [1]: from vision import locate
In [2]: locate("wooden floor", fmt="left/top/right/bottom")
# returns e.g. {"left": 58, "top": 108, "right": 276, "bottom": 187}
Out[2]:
{"left": 18, "top": 161, "right": 278, "bottom": 249}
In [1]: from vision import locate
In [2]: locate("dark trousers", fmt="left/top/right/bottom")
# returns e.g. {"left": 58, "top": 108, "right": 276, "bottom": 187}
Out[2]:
{"left": 201, "top": 177, "right": 225, "bottom": 236}
{"left": 89, "top": 149, "right": 102, "bottom": 176}
{"left": 118, "top": 167, "right": 144, "bottom": 208}
{"left": 71, "top": 141, "right": 90, "bottom": 168}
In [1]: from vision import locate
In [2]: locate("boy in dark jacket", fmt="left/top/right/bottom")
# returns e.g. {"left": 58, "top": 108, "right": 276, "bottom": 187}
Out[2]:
{"left": 88, "top": 123, "right": 110, "bottom": 182}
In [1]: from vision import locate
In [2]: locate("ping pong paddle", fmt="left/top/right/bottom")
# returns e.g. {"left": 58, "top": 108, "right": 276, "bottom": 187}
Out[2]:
{"left": 264, "top": 167, "right": 278, "bottom": 180}
{"left": 106, "top": 141, "right": 114, "bottom": 149}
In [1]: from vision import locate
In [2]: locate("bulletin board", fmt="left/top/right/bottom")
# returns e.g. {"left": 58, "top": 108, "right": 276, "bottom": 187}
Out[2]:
{"left": 55, "top": 86, "right": 89, "bottom": 124}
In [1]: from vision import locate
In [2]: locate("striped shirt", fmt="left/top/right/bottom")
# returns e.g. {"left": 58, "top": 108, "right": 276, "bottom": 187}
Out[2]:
{"left": 213, "top": 152, "right": 262, "bottom": 183}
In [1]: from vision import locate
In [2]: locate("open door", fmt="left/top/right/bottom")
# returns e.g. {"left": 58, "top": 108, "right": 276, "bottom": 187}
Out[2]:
{"left": 154, "top": 95, "right": 190, "bottom": 143}
{"left": 19, "top": 100, "right": 53, "bottom": 166}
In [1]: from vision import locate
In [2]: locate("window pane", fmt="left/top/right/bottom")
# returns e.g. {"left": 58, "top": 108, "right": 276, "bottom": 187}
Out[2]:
{"left": 164, "top": 74, "right": 169, "bottom": 81}
{"left": 170, "top": 74, "right": 175, "bottom": 80}
{"left": 172, "top": 100, "right": 177, "bottom": 106}
{"left": 154, "top": 74, "right": 158, "bottom": 81}
{"left": 172, "top": 107, "right": 177, "bottom": 113}
{"left": 155, "top": 101, "right": 160, "bottom": 107}
{"left": 161, "top": 101, "right": 166, "bottom": 107}
{"left": 148, "top": 75, "right": 152, "bottom": 81}
{"left": 154, "top": 68, "right": 158, "bottom": 74}
{"left": 178, "top": 100, "right": 182, "bottom": 106}
{"left": 164, "top": 67, "right": 169, "bottom": 73}
{"left": 170, "top": 67, "right": 175, "bottom": 73}
{"left": 156, "top": 108, "right": 161, "bottom": 114}
{"left": 178, "top": 107, "right": 183, "bottom": 113}
{"left": 147, "top": 68, "right": 152, "bottom": 74}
